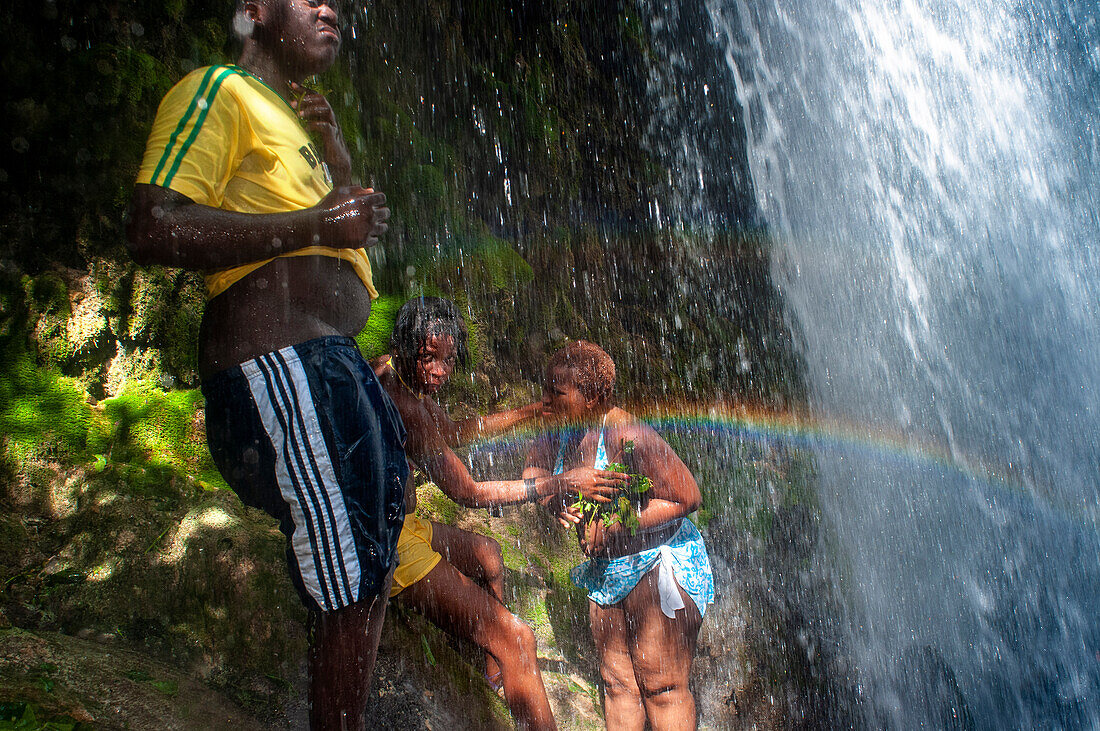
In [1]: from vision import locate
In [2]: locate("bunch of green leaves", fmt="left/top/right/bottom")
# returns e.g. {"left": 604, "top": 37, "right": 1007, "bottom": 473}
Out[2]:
{"left": 292, "top": 77, "right": 333, "bottom": 107}
{"left": 572, "top": 441, "right": 651, "bottom": 536}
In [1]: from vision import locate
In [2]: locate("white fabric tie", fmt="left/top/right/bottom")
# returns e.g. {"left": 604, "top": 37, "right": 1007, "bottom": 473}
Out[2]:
{"left": 657, "top": 545, "right": 686, "bottom": 618}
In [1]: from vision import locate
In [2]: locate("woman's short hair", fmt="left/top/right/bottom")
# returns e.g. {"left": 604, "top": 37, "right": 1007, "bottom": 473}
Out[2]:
{"left": 546, "top": 340, "right": 616, "bottom": 404}
{"left": 390, "top": 297, "right": 470, "bottom": 373}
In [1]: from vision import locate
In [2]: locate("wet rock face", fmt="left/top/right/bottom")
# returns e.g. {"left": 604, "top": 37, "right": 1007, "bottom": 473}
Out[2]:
{"left": 0, "top": 455, "right": 311, "bottom": 722}
{"left": 0, "top": 628, "right": 272, "bottom": 730}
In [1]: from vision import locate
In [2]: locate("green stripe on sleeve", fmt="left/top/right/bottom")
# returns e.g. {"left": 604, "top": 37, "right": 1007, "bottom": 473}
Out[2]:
{"left": 149, "top": 65, "right": 220, "bottom": 187}
{"left": 160, "top": 67, "right": 245, "bottom": 190}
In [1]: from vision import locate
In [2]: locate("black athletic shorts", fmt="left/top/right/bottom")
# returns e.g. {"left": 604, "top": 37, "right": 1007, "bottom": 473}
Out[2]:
{"left": 203, "top": 336, "right": 408, "bottom": 612}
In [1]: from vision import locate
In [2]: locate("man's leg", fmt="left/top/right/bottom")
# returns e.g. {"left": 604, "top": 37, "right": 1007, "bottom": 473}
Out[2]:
{"left": 398, "top": 557, "right": 557, "bottom": 730}
{"left": 309, "top": 579, "right": 391, "bottom": 731}
{"left": 621, "top": 569, "right": 702, "bottom": 730}
{"left": 589, "top": 600, "right": 646, "bottom": 731}
{"left": 429, "top": 522, "right": 506, "bottom": 682}
{"left": 309, "top": 513, "right": 397, "bottom": 731}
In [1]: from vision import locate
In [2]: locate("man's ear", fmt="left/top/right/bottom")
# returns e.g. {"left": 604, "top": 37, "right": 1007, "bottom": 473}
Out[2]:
{"left": 244, "top": 0, "right": 264, "bottom": 25}
{"left": 233, "top": 1, "right": 263, "bottom": 38}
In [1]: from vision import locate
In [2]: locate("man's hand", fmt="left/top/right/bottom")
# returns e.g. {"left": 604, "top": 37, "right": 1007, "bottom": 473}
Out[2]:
{"left": 316, "top": 187, "right": 390, "bottom": 249}
{"left": 291, "top": 82, "right": 353, "bottom": 187}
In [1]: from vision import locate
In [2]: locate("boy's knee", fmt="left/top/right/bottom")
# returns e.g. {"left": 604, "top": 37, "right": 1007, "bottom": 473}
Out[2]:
{"left": 477, "top": 537, "right": 504, "bottom": 576}
{"left": 492, "top": 611, "right": 537, "bottom": 659}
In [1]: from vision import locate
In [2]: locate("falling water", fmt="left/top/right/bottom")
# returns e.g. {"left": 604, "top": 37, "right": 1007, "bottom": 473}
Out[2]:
{"left": 705, "top": 0, "right": 1100, "bottom": 726}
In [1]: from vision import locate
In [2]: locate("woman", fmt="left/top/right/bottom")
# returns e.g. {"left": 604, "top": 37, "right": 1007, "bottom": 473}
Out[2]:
{"left": 525, "top": 341, "right": 714, "bottom": 730}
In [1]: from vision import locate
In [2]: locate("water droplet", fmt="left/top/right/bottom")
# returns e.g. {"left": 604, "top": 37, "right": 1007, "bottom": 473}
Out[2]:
{"left": 232, "top": 11, "right": 255, "bottom": 39}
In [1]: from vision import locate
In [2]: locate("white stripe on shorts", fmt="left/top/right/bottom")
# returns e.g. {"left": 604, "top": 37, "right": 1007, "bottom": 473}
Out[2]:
{"left": 241, "top": 347, "right": 362, "bottom": 611}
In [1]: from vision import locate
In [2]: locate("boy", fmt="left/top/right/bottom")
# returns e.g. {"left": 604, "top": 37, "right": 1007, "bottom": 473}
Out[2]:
{"left": 375, "top": 298, "right": 627, "bottom": 730}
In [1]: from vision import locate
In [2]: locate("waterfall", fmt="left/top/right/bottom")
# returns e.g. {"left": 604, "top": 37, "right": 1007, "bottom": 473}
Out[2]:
{"left": 706, "top": 0, "right": 1100, "bottom": 725}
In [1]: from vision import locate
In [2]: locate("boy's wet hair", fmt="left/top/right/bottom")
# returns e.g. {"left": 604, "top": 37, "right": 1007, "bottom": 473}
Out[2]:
{"left": 546, "top": 340, "right": 616, "bottom": 404}
{"left": 390, "top": 296, "right": 470, "bottom": 374}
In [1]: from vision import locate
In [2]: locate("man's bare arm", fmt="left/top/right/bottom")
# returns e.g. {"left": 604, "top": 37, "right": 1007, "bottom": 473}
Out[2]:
{"left": 126, "top": 184, "right": 389, "bottom": 270}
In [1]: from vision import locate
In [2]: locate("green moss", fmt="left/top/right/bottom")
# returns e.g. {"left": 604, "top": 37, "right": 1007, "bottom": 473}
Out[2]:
{"left": 98, "top": 382, "right": 209, "bottom": 478}
{"left": 27, "top": 274, "right": 69, "bottom": 316}
{"left": 0, "top": 351, "right": 94, "bottom": 463}
{"left": 414, "top": 482, "right": 459, "bottom": 525}
{"left": 0, "top": 700, "right": 94, "bottom": 730}
{"left": 355, "top": 294, "right": 405, "bottom": 358}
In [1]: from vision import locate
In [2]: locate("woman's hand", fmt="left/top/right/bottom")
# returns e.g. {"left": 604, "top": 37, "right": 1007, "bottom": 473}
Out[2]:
{"left": 557, "top": 502, "right": 582, "bottom": 530}
{"left": 554, "top": 466, "right": 628, "bottom": 503}
{"left": 580, "top": 518, "right": 620, "bottom": 556}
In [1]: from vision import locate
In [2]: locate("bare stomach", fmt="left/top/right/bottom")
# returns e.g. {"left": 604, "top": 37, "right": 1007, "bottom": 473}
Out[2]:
{"left": 198, "top": 256, "right": 373, "bottom": 378}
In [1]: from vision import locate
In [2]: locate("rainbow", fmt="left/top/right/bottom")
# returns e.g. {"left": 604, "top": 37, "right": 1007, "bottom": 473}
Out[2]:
{"left": 466, "top": 400, "right": 1024, "bottom": 490}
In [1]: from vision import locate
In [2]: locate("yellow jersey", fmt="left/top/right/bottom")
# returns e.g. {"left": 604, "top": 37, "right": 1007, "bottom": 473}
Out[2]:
{"left": 136, "top": 65, "right": 377, "bottom": 300}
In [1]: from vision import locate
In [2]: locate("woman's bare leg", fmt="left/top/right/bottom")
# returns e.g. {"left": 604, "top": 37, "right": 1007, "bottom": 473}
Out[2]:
{"left": 398, "top": 557, "right": 557, "bottom": 730}
{"left": 430, "top": 522, "right": 506, "bottom": 682}
{"left": 589, "top": 601, "right": 646, "bottom": 731}
{"left": 309, "top": 587, "right": 390, "bottom": 731}
{"left": 621, "top": 569, "right": 702, "bottom": 730}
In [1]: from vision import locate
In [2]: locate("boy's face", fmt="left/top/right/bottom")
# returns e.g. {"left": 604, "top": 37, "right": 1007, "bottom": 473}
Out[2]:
{"left": 414, "top": 334, "right": 457, "bottom": 396}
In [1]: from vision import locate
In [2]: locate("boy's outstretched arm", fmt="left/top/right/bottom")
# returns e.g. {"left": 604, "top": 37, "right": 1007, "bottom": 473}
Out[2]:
{"left": 407, "top": 411, "right": 623, "bottom": 508}
{"left": 424, "top": 396, "right": 543, "bottom": 448}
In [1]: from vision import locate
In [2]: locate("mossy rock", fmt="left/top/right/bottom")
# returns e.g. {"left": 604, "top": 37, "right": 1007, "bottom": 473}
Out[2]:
{"left": 0, "top": 628, "right": 274, "bottom": 730}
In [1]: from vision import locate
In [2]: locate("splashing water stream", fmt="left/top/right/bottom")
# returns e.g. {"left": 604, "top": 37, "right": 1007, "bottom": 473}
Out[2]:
{"left": 704, "top": 0, "right": 1100, "bottom": 726}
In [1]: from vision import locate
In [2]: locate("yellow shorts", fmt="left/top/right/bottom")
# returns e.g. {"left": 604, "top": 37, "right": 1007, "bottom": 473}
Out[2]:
{"left": 390, "top": 514, "right": 443, "bottom": 598}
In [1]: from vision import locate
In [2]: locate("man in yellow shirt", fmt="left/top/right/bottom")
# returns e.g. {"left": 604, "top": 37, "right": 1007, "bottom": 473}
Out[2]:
{"left": 127, "top": 2, "right": 405, "bottom": 728}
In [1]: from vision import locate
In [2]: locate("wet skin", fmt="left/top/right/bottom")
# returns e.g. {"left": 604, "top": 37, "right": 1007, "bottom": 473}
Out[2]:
{"left": 375, "top": 333, "right": 575, "bottom": 730}
{"left": 525, "top": 365, "right": 704, "bottom": 730}
{"left": 376, "top": 338, "right": 625, "bottom": 513}
{"left": 198, "top": 253, "right": 373, "bottom": 377}
{"left": 534, "top": 366, "right": 696, "bottom": 557}
{"left": 127, "top": 0, "right": 388, "bottom": 379}
{"left": 127, "top": 2, "right": 393, "bottom": 729}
